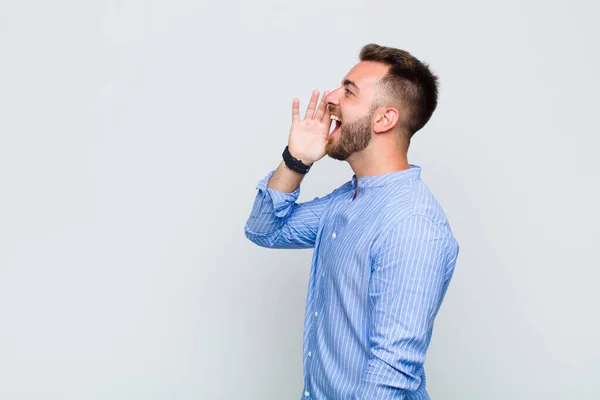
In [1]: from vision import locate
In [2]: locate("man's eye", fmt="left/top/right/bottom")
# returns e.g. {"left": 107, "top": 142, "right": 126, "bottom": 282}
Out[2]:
{"left": 344, "top": 88, "right": 353, "bottom": 96}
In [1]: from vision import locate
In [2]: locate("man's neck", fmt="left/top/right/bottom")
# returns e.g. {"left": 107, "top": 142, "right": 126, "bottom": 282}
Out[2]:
{"left": 347, "top": 147, "right": 410, "bottom": 179}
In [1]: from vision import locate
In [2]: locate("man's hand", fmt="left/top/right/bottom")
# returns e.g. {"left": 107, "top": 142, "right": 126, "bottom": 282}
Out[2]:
{"left": 288, "top": 90, "right": 332, "bottom": 165}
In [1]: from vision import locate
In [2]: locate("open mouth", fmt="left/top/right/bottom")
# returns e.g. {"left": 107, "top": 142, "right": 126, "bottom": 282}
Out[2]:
{"left": 329, "top": 114, "right": 342, "bottom": 137}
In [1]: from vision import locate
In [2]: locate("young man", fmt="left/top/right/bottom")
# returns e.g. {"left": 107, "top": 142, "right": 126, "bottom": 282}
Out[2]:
{"left": 245, "top": 44, "right": 459, "bottom": 400}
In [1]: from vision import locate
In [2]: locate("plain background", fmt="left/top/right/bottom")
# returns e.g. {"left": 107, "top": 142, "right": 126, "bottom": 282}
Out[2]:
{"left": 1, "top": 0, "right": 599, "bottom": 399}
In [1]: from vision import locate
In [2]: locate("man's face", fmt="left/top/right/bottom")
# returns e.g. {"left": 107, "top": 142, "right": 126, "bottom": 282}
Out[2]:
{"left": 325, "top": 61, "right": 390, "bottom": 161}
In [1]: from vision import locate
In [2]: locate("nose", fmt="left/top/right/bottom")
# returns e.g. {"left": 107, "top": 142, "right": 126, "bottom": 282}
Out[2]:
{"left": 325, "top": 88, "right": 342, "bottom": 106}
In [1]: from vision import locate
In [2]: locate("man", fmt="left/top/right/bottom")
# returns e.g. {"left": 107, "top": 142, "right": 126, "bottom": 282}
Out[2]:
{"left": 245, "top": 44, "right": 459, "bottom": 399}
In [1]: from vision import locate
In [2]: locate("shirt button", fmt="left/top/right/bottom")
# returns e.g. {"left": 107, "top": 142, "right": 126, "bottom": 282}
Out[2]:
{"left": 322, "top": 272, "right": 325, "bottom": 277}
{"left": 308, "top": 351, "right": 312, "bottom": 357}
{"left": 332, "top": 233, "right": 336, "bottom": 239}
{"left": 305, "top": 391, "right": 310, "bottom": 397}
{"left": 314, "top": 311, "right": 319, "bottom": 317}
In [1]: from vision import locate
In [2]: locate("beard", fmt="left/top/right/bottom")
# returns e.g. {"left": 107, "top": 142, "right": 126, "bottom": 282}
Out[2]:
{"left": 326, "top": 107, "right": 374, "bottom": 161}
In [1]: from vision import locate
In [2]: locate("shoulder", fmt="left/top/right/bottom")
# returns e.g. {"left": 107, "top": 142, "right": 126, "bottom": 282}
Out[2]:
{"left": 378, "top": 177, "right": 457, "bottom": 243}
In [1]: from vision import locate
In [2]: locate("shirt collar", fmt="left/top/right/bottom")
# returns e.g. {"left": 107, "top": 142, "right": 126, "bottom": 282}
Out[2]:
{"left": 351, "top": 164, "right": 421, "bottom": 189}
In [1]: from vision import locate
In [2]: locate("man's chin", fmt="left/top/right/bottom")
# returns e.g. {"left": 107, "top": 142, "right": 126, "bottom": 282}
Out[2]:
{"left": 325, "top": 148, "right": 348, "bottom": 161}
{"left": 325, "top": 136, "right": 339, "bottom": 151}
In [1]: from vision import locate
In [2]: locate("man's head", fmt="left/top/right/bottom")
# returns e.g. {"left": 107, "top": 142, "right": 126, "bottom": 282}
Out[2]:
{"left": 325, "top": 44, "right": 439, "bottom": 161}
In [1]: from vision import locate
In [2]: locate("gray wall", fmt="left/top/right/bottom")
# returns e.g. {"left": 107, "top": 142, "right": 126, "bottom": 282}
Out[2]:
{"left": 1, "top": 0, "right": 598, "bottom": 399}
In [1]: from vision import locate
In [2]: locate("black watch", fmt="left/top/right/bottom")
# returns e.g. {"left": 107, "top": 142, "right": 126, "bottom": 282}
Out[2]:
{"left": 282, "top": 146, "right": 312, "bottom": 174}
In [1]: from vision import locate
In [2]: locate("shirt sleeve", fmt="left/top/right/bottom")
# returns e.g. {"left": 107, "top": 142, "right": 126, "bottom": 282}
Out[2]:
{"left": 354, "top": 214, "right": 459, "bottom": 399}
{"left": 244, "top": 169, "right": 337, "bottom": 249}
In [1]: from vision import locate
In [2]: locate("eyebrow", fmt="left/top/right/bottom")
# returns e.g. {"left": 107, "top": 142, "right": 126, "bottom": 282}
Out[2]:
{"left": 342, "top": 79, "right": 361, "bottom": 93}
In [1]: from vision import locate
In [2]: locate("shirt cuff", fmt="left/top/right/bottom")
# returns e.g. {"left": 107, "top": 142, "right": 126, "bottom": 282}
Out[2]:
{"left": 256, "top": 170, "right": 301, "bottom": 218}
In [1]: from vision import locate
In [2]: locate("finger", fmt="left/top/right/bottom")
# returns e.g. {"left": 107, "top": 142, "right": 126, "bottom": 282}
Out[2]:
{"left": 314, "top": 91, "right": 329, "bottom": 121}
{"left": 292, "top": 98, "right": 300, "bottom": 123}
{"left": 322, "top": 101, "right": 332, "bottom": 128}
{"left": 323, "top": 105, "right": 333, "bottom": 136}
{"left": 303, "top": 90, "right": 319, "bottom": 120}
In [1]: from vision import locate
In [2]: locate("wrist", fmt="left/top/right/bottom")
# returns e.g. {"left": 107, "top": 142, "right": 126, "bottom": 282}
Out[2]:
{"left": 283, "top": 146, "right": 312, "bottom": 174}
{"left": 287, "top": 147, "right": 313, "bottom": 165}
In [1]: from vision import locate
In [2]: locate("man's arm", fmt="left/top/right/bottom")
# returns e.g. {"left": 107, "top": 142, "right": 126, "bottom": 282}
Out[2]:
{"left": 244, "top": 161, "right": 337, "bottom": 249}
{"left": 245, "top": 90, "right": 334, "bottom": 249}
{"left": 267, "top": 160, "right": 306, "bottom": 194}
{"left": 355, "top": 214, "right": 459, "bottom": 399}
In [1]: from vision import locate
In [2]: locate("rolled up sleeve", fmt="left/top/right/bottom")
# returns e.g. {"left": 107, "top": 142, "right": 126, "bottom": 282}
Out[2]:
{"left": 244, "top": 170, "right": 336, "bottom": 249}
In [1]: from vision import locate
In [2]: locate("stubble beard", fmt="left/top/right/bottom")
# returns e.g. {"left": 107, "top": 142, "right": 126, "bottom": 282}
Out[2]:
{"left": 326, "top": 110, "right": 374, "bottom": 161}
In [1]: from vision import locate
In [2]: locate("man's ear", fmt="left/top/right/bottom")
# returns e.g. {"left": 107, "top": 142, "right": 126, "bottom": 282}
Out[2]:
{"left": 373, "top": 107, "right": 400, "bottom": 134}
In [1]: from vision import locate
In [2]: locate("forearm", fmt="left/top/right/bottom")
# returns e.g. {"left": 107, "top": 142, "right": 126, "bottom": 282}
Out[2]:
{"left": 267, "top": 160, "right": 307, "bottom": 193}
{"left": 246, "top": 89, "right": 331, "bottom": 249}
{"left": 245, "top": 163, "right": 336, "bottom": 249}
{"left": 244, "top": 192, "right": 289, "bottom": 247}
{"left": 245, "top": 167, "right": 299, "bottom": 243}
{"left": 245, "top": 168, "right": 314, "bottom": 249}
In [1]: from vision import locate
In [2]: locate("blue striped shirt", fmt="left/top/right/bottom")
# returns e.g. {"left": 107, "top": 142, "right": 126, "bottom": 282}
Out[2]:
{"left": 245, "top": 164, "right": 459, "bottom": 399}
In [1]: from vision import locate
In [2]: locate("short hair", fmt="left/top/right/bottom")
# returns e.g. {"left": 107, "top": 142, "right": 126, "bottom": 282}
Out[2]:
{"left": 359, "top": 43, "right": 439, "bottom": 138}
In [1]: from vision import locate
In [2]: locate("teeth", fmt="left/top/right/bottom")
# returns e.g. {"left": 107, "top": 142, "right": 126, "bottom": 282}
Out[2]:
{"left": 330, "top": 115, "right": 341, "bottom": 122}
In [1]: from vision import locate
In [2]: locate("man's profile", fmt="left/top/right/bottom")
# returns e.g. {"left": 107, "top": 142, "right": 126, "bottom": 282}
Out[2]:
{"left": 245, "top": 43, "right": 459, "bottom": 399}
